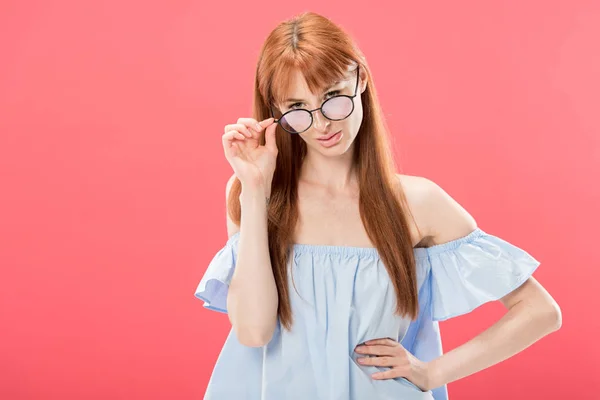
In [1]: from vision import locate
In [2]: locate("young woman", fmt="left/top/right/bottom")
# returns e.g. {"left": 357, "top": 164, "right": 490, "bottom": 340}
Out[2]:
{"left": 194, "top": 11, "right": 561, "bottom": 400}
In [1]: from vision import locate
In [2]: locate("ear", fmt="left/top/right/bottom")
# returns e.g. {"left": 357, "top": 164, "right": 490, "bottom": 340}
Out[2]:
{"left": 359, "top": 69, "right": 368, "bottom": 94}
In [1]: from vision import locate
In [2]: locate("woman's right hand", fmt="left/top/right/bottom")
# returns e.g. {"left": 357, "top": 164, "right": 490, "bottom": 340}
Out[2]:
{"left": 222, "top": 117, "right": 279, "bottom": 193}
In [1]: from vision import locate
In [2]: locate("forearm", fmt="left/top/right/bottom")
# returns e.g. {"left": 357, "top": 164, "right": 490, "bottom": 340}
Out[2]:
{"left": 428, "top": 300, "right": 561, "bottom": 389}
{"left": 227, "top": 184, "right": 279, "bottom": 347}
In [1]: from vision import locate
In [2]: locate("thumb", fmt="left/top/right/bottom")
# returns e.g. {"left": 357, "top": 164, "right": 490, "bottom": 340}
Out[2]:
{"left": 264, "top": 120, "right": 278, "bottom": 152}
{"left": 258, "top": 117, "right": 275, "bottom": 129}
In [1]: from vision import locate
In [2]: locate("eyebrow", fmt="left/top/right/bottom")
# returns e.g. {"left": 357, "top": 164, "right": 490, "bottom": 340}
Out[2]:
{"left": 283, "top": 78, "right": 348, "bottom": 105}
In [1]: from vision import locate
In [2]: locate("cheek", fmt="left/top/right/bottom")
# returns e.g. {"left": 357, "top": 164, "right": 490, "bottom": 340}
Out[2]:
{"left": 298, "top": 131, "right": 311, "bottom": 144}
{"left": 346, "top": 105, "right": 363, "bottom": 135}
{"left": 339, "top": 107, "right": 361, "bottom": 131}
{"left": 354, "top": 103, "right": 363, "bottom": 123}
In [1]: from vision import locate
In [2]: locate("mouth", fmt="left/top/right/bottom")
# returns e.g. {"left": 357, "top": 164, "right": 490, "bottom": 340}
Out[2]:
{"left": 317, "top": 130, "right": 342, "bottom": 141}
{"left": 316, "top": 130, "right": 343, "bottom": 148}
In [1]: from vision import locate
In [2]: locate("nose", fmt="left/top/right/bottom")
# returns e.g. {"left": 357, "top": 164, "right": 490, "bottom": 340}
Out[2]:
{"left": 312, "top": 110, "right": 330, "bottom": 132}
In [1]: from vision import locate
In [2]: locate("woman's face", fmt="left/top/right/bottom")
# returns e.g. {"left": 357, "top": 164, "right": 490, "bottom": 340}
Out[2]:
{"left": 275, "top": 65, "right": 367, "bottom": 156}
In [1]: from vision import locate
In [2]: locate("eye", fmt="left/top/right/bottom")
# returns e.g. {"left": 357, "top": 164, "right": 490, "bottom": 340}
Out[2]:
{"left": 288, "top": 91, "right": 342, "bottom": 110}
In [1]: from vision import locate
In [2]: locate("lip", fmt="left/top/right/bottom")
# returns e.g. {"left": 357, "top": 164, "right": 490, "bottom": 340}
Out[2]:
{"left": 317, "top": 130, "right": 342, "bottom": 141}
{"left": 316, "top": 130, "right": 343, "bottom": 148}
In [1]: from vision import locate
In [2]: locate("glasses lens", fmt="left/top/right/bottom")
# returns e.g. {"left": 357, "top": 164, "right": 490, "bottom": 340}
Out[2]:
{"left": 279, "top": 110, "right": 312, "bottom": 134}
{"left": 322, "top": 96, "right": 353, "bottom": 120}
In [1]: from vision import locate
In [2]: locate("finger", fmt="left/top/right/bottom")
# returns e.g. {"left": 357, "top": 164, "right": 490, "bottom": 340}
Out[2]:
{"left": 228, "top": 141, "right": 240, "bottom": 157}
{"left": 371, "top": 369, "right": 402, "bottom": 380}
{"left": 237, "top": 117, "right": 263, "bottom": 133}
{"left": 264, "top": 120, "right": 278, "bottom": 152}
{"left": 364, "top": 338, "right": 398, "bottom": 347}
{"left": 355, "top": 345, "right": 395, "bottom": 356}
{"left": 257, "top": 117, "right": 275, "bottom": 131}
{"left": 243, "top": 117, "right": 275, "bottom": 135}
{"left": 225, "top": 140, "right": 246, "bottom": 160}
{"left": 222, "top": 130, "right": 247, "bottom": 145}
{"left": 231, "top": 142, "right": 243, "bottom": 157}
{"left": 226, "top": 129, "right": 247, "bottom": 140}
{"left": 225, "top": 124, "right": 253, "bottom": 138}
{"left": 357, "top": 356, "right": 396, "bottom": 367}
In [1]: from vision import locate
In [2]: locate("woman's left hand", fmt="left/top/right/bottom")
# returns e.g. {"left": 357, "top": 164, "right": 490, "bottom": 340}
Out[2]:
{"left": 354, "top": 338, "right": 432, "bottom": 392}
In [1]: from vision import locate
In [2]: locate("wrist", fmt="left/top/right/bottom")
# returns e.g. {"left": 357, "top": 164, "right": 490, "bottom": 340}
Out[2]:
{"left": 240, "top": 183, "right": 270, "bottom": 205}
{"left": 425, "top": 360, "right": 443, "bottom": 391}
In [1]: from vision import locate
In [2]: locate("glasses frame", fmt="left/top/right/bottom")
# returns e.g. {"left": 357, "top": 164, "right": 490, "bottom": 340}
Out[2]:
{"left": 270, "top": 65, "right": 361, "bottom": 134}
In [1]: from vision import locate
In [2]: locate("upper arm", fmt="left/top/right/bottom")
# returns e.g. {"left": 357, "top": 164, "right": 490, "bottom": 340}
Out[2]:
{"left": 226, "top": 174, "right": 240, "bottom": 238}
{"left": 498, "top": 275, "right": 560, "bottom": 319}
{"left": 498, "top": 276, "right": 538, "bottom": 308}
{"left": 420, "top": 178, "right": 560, "bottom": 314}
{"left": 419, "top": 177, "right": 478, "bottom": 245}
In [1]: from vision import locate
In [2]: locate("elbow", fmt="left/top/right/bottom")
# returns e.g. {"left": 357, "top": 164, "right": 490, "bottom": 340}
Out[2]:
{"left": 238, "top": 332, "right": 273, "bottom": 348}
{"left": 234, "top": 326, "right": 275, "bottom": 348}
{"left": 550, "top": 302, "right": 562, "bottom": 331}
{"left": 226, "top": 292, "right": 278, "bottom": 347}
{"left": 542, "top": 300, "right": 562, "bottom": 332}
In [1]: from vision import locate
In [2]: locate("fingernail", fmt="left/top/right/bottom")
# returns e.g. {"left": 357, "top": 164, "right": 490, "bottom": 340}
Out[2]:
{"left": 255, "top": 123, "right": 262, "bottom": 130}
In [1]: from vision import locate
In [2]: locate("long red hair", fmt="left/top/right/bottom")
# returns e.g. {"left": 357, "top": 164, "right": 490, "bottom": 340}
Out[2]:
{"left": 228, "top": 12, "right": 421, "bottom": 331}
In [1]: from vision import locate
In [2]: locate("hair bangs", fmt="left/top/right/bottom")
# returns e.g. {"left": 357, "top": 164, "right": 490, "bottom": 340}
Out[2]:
{"left": 269, "top": 57, "right": 353, "bottom": 110}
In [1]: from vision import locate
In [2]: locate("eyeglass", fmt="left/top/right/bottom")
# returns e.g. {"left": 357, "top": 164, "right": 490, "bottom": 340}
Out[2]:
{"left": 270, "top": 65, "right": 360, "bottom": 134}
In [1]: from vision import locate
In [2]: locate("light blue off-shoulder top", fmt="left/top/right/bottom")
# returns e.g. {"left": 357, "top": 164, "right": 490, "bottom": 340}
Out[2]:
{"left": 194, "top": 227, "right": 540, "bottom": 400}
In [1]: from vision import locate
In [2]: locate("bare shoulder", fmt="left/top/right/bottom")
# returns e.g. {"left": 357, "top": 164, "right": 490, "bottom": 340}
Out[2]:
{"left": 395, "top": 173, "right": 478, "bottom": 247}
{"left": 395, "top": 174, "right": 433, "bottom": 206}
{"left": 394, "top": 174, "right": 434, "bottom": 246}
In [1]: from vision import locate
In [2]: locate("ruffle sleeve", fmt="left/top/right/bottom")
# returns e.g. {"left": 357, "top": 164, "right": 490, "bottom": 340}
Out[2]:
{"left": 194, "top": 231, "right": 241, "bottom": 313}
{"left": 417, "top": 227, "right": 541, "bottom": 321}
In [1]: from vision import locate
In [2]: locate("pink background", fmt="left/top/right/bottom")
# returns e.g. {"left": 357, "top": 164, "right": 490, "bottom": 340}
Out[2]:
{"left": 1, "top": 1, "right": 598, "bottom": 399}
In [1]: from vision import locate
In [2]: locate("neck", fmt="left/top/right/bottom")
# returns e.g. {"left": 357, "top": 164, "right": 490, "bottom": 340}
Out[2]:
{"left": 299, "top": 142, "right": 357, "bottom": 191}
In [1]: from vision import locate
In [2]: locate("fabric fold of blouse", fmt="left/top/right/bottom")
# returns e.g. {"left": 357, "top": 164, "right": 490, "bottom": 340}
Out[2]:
{"left": 194, "top": 227, "right": 541, "bottom": 400}
{"left": 194, "top": 232, "right": 240, "bottom": 313}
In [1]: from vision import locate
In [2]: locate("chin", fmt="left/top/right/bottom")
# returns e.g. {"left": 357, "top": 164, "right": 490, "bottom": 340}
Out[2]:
{"left": 316, "top": 141, "right": 352, "bottom": 156}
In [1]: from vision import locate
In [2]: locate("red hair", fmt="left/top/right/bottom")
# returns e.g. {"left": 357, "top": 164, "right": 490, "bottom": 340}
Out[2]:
{"left": 228, "top": 12, "right": 421, "bottom": 331}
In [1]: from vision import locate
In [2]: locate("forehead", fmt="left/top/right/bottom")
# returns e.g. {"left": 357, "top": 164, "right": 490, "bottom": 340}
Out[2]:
{"left": 273, "top": 65, "right": 354, "bottom": 106}
{"left": 283, "top": 70, "right": 316, "bottom": 100}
